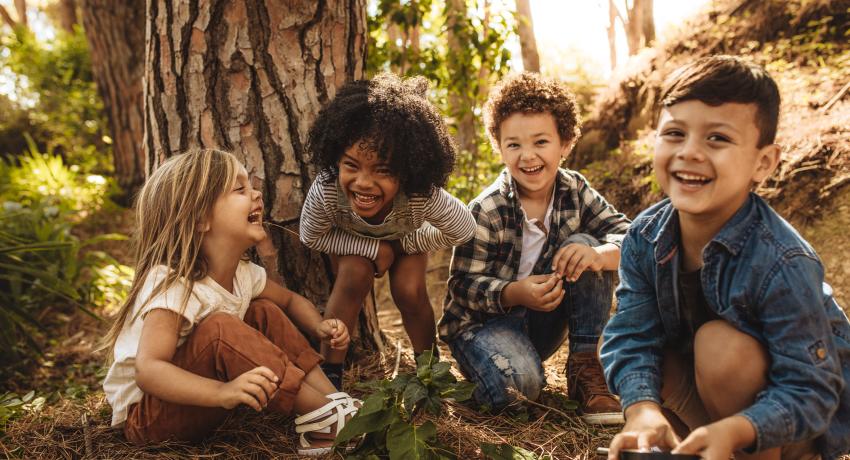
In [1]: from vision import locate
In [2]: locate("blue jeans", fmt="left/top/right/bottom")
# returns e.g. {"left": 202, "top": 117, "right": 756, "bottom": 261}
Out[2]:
{"left": 447, "top": 234, "right": 615, "bottom": 408}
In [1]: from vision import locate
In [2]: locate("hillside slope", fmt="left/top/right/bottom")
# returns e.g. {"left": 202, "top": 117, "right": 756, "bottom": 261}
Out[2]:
{"left": 574, "top": 0, "right": 850, "bottom": 304}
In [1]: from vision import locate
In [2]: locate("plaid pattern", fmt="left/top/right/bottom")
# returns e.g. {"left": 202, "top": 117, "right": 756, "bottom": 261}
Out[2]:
{"left": 438, "top": 168, "right": 631, "bottom": 342}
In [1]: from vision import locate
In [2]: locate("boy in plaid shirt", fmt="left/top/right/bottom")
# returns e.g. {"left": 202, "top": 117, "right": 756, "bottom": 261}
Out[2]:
{"left": 439, "top": 73, "right": 630, "bottom": 424}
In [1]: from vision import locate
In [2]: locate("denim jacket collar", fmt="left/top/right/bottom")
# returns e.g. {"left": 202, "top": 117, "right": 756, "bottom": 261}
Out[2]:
{"left": 639, "top": 193, "right": 761, "bottom": 263}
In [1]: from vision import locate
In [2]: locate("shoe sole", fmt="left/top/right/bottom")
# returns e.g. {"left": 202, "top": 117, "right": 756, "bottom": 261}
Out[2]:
{"left": 580, "top": 411, "right": 625, "bottom": 425}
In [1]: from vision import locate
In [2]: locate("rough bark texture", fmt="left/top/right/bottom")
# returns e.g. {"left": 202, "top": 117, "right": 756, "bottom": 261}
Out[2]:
{"left": 515, "top": 0, "right": 539, "bottom": 73}
{"left": 143, "top": 0, "right": 383, "bottom": 355}
{"left": 81, "top": 0, "right": 146, "bottom": 197}
{"left": 58, "top": 0, "right": 78, "bottom": 33}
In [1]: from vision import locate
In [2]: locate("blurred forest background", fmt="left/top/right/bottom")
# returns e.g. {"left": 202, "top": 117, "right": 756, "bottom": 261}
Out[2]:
{"left": 0, "top": 0, "right": 847, "bottom": 458}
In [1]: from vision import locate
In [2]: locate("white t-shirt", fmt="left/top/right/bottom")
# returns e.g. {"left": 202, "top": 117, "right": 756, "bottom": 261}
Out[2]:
{"left": 517, "top": 190, "right": 555, "bottom": 279}
{"left": 103, "top": 260, "right": 267, "bottom": 427}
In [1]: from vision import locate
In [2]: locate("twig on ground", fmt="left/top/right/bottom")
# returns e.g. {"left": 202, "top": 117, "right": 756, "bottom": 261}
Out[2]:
{"left": 821, "top": 81, "right": 850, "bottom": 113}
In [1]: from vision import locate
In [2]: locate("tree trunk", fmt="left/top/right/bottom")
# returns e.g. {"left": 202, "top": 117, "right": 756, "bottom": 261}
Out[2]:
{"left": 607, "top": 0, "right": 618, "bottom": 70}
{"left": 81, "top": 0, "right": 146, "bottom": 199}
{"left": 639, "top": 0, "right": 655, "bottom": 47}
{"left": 143, "top": 0, "right": 383, "bottom": 356}
{"left": 14, "top": 0, "right": 26, "bottom": 27}
{"left": 445, "top": 0, "right": 479, "bottom": 159}
{"left": 58, "top": 0, "right": 77, "bottom": 33}
{"left": 515, "top": 0, "right": 540, "bottom": 73}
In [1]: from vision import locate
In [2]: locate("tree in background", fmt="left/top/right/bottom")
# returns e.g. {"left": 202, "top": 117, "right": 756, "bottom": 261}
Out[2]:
{"left": 80, "top": 0, "right": 146, "bottom": 197}
{"left": 514, "top": 0, "right": 539, "bottom": 73}
{"left": 368, "top": 0, "right": 514, "bottom": 202}
{"left": 142, "top": 0, "right": 383, "bottom": 355}
{"left": 607, "top": 0, "right": 655, "bottom": 70}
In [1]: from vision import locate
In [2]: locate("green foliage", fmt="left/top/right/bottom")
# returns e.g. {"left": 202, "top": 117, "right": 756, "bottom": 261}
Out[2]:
{"left": 0, "top": 25, "right": 111, "bottom": 173}
{"left": 367, "top": 0, "right": 516, "bottom": 202}
{"left": 0, "top": 146, "right": 129, "bottom": 363}
{"left": 335, "top": 350, "right": 476, "bottom": 459}
{"left": 481, "top": 442, "right": 549, "bottom": 460}
{"left": 0, "top": 391, "right": 45, "bottom": 433}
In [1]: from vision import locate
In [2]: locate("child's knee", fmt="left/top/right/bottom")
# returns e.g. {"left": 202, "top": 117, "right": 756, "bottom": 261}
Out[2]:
{"left": 334, "top": 256, "right": 375, "bottom": 295}
{"left": 390, "top": 278, "right": 428, "bottom": 312}
{"left": 694, "top": 320, "right": 769, "bottom": 387}
{"left": 474, "top": 353, "right": 546, "bottom": 408}
{"left": 194, "top": 312, "right": 245, "bottom": 342}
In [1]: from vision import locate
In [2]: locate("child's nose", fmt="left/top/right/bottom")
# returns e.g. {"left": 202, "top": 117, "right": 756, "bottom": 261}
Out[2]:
{"left": 676, "top": 138, "right": 706, "bottom": 162}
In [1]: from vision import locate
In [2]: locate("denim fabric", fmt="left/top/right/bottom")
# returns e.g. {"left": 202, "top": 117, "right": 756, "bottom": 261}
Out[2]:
{"left": 600, "top": 194, "right": 850, "bottom": 459}
{"left": 449, "top": 234, "right": 615, "bottom": 408}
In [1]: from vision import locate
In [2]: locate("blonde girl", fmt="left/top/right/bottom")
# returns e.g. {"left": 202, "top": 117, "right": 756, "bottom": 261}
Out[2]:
{"left": 101, "top": 149, "right": 359, "bottom": 456}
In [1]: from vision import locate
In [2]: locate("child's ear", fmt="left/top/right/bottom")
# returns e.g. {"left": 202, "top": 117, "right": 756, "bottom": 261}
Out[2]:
{"left": 198, "top": 219, "right": 211, "bottom": 233}
{"left": 753, "top": 143, "right": 781, "bottom": 183}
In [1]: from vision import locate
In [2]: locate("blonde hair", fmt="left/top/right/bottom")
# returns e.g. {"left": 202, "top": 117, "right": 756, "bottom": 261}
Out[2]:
{"left": 100, "top": 148, "right": 241, "bottom": 359}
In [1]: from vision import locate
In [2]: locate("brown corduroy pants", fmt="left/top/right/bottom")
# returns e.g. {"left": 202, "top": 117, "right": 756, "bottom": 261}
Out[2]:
{"left": 123, "top": 299, "right": 323, "bottom": 445}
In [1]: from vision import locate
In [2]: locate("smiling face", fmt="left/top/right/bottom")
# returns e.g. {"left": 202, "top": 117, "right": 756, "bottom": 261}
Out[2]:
{"left": 203, "top": 165, "right": 266, "bottom": 250}
{"left": 654, "top": 100, "right": 780, "bottom": 226}
{"left": 498, "top": 112, "right": 572, "bottom": 200}
{"left": 338, "top": 140, "right": 401, "bottom": 222}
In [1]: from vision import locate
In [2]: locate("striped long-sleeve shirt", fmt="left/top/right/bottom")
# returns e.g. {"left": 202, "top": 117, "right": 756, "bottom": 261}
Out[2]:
{"left": 299, "top": 170, "right": 476, "bottom": 259}
{"left": 438, "top": 168, "right": 631, "bottom": 342}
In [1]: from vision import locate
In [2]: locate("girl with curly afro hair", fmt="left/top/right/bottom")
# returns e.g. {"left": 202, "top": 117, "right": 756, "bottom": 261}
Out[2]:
{"left": 299, "top": 73, "right": 475, "bottom": 388}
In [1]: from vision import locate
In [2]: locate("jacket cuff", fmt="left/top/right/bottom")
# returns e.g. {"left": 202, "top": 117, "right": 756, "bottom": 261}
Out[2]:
{"left": 616, "top": 371, "right": 662, "bottom": 411}
{"left": 739, "top": 398, "right": 793, "bottom": 453}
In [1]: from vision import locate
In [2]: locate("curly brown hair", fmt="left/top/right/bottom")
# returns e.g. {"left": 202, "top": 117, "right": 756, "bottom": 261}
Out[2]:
{"left": 483, "top": 72, "right": 581, "bottom": 148}
{"left": 307, "top": 72, "right": 456, "bottom": 195}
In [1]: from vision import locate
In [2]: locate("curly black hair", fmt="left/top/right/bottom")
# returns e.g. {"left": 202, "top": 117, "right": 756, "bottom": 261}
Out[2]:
{"left": 307, "top": 73, "right": 456, "bottom": 195}
{"left": 483, "top": 72, "right": 581, "bottom": 147}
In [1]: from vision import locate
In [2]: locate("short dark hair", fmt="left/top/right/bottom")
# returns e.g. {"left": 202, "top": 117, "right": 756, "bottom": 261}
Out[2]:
{"left": 307, "top": 73, "right": 456, "bottom": 195}
{"left": 483, "top": 72, "right": 581, "bottom": 147}
{"left": 660, "top": 55, "right": 780, "bottom": 147}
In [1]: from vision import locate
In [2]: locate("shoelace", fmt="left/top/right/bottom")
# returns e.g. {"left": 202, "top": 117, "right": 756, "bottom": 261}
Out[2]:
{"left": 571, "top": 355, "right": 611, "bottom": 397}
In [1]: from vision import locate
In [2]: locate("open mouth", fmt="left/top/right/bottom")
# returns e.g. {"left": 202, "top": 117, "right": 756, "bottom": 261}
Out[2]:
{"left": 247, "top": 210, "right": 262, "bottom": 224}
{"left": 352, "top": 191, "right": 379, "bottom": 207}
{"left": 519, "top": 165, "right": 544, "bottom": 174}
{"left": 672, "top": 171, "right": 713, "bottom": 186}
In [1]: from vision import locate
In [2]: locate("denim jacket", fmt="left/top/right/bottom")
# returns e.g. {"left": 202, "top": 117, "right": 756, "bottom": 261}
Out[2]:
{"left": 600, "top": 194, "right": 850, "bottom": 459}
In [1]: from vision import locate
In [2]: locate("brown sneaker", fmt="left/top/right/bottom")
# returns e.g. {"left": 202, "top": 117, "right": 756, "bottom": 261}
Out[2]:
{"left": 567, "top": 351, "right": 624, "bottom": 425}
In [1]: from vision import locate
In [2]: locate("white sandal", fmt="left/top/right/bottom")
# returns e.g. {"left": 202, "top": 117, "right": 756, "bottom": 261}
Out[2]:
{"left": 294, "top": 392, "right": 361, "bottom": 457}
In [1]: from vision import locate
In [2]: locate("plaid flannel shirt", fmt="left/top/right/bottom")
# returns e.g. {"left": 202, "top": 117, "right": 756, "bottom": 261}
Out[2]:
{"left": 438, "top": 168, "right": 631, "bottom": 342}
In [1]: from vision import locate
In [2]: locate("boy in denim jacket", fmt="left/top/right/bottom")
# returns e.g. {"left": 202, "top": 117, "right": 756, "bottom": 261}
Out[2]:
{"left": 601, "top": 56, "right": 850, "bottom": 459}
{"left": 440, "top": 73, "right": 631, "bottom": 424}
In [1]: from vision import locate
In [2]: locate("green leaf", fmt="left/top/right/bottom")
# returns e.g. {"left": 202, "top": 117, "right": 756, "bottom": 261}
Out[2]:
{"left": 386, "top": 420, "right": 437, "bottom": 460}
{"left": 402, "top": 379, "right": 428, "bottom": 413}
{"left": 334, "top": 406, "right": 397, "bottom": 446}
{"left": 480, "top": 442, "right": 542, "bottom": 460}
{"left": 441, "top": 381, "right": 476, "bottom": 403}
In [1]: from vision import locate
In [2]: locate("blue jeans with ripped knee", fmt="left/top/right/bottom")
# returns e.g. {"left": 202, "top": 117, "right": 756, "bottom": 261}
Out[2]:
{"left": 447, "top": 234, "right": 615, "bottom": 409}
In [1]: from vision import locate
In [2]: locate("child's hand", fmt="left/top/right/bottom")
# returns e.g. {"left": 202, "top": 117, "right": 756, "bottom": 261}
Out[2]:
{"left": 505, "top": 273, "right": 564, "bottom": 311}
{"left": 608, "top": 402, "right": 679, "bottom": 460}
{"left": 218, "top": 366, "right": 279, "bottom": 411}
{"left": 672, "top": 416, "right": 754, "bottom": 460}
{"left": 374, "top": 241, "right": 396, "bottom": 278}
{"left": 552, "top": 243, "right": 604, "bottom": 282}
{"left": 316, "top": 318, "right": 350, "bottom": 351}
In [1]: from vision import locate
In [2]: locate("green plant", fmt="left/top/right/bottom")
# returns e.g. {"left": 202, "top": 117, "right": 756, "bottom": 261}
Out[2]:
{"left": 0, "top": 391, "right": 45, "bottom": 433}
{"left": 334, "top": 351, "right": 476, "bottom": 459}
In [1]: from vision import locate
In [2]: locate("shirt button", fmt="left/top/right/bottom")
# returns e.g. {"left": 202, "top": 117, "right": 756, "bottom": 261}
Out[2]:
{"left": 817, "top": 348, "right": 827, "bottom": 360}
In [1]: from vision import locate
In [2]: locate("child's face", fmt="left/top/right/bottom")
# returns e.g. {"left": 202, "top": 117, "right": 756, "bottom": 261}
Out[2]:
{"left": 654, "top": 100, "right": 780, "bottom": 224}
{"left": 203, "top": 165, "right": 266, "bottom": 249}
{"left": 338, "top": 141, "right": 400, "bottom": 220}
{"left": 498, "top": 112, "right": 572, "bottom": 199}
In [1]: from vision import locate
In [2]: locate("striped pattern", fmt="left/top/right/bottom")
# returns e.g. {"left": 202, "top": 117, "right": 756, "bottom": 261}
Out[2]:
{"left": 299, "top": 170, "right": 475, "bottom": 258}
{"left": 438, "top": 168, "right": 631, "bottom": 342}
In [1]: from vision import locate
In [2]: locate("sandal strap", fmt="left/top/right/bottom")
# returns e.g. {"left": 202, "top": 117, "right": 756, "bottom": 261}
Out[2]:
{"left": 294, "top": 394, "right": 359, "bottom": 436}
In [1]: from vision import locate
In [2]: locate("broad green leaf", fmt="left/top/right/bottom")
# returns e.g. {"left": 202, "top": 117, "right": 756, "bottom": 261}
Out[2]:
{"left": 441, "top": 381, "right": 476, "bottom": 402}
{"left": 402, "top": 379, "right": 428, "bottom": 413}
{"left": 386, "top": 420, "right": 436, "bottom": 460}
{"left": 480, "top": 442, "right": 543, "bottom": 460}
{"left": 335, "top": 406, "right": 397, "bottom": 446}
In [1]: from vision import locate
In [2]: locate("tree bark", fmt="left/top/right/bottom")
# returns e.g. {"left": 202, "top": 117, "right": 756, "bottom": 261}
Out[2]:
{"left": 58, "top": 0, "right": 77, "bottom": 33}
{"left": 81, "top": 0, "right": 146, "bottom": 198}
{"left": 143, "top": 0, "right": 382, "bottom": 356}
{"left": 515, "top": 0, "right": 540, "bottom": 73}
{"left": 14, "top": 0, "right": 26, "bottom": 27}
{"left": 639, "top": 0, "right": 655, "bottom": 47}
{"left": 607, "top": 0, "right": 618, "bottom": 70}
{"left": 445, "top": 0, "right": 479, "bottom": 159}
